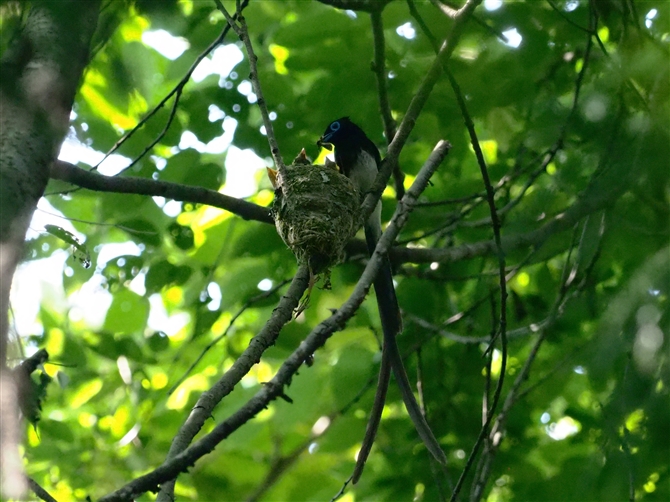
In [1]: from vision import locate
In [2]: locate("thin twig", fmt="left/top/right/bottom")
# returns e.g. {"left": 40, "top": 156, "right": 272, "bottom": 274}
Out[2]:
{"left": 167, "top": 278, "right": 292, "bottom": 395}
{"left": 362, "top": 0, "right": 482, "bottom": 226}
{"left": 249, "top": 363, "right": 381, "bottom": 501}
{"left": 472, "top": 205, "right": 608, "bottom": 499}
{"left": 369, "top": 9, "right": 405, "bottom": 198}
{"left": 215, "top": 0, "right": 285, "bottom": 173}
{"left": 560, "top": 3, "right": 595, "bottom": 137}
{"left": 154, "top": 264, "right": 310, "bottom": 502}
{"left": 113, "top": 88, "right": 182, "bottom": 176}
{"left": 35, "top": 207, "right": 157, "bottom": 235}
{"left": 317, "top": 0, "right": 392, "bottom": 12}
{"left": 27, "top": 477, "right": 58, "bottom": 502}
{"left": 415, "top": 192, "right": 483, "bottom": 206}
{"left": 547, "top": 0, "right": 591, "bottom": 33}
{"left": 246, "top": 434, "right": 315, "bottom": 502}
{"left": 408, "top": 0, "right": 440, "bottom": 51}
{"left": 469, "top": 223, "right": 585, "bottom": 501}
{"left": 330, "top": 477, "right": 353, "bottom": 502}
{"left": 370, "top": 10, "right": 396, "bottom": 144}
{"left": 445, "top": 64, "right": 508, "bottom": 502}
{"left": 91, "top": 1, "right": 250, "bottom": 173}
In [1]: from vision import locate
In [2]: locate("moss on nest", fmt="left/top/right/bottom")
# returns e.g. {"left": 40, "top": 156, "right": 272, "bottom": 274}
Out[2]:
{"left": 272, "top": 159, "right": 360, "bottom": 274}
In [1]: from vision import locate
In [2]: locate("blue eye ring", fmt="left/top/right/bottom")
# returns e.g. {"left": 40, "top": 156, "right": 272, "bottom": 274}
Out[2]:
{"left": 330, "top": 121, "right": 341, "bottom": 132}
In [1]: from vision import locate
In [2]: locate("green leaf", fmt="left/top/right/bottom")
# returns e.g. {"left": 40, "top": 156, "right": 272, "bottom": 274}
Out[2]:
{"left": 103, "top": 289, "right": 149, "bottom": 333}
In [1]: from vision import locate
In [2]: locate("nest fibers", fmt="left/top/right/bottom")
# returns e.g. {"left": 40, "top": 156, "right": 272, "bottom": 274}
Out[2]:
{"left": 272, "top": 157, "right": 360, "bottom": 274}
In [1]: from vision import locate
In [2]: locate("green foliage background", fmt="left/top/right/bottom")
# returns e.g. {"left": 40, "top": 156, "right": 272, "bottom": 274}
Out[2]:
{"left": 5, "top": 0, "right": 669, "bottom": 500}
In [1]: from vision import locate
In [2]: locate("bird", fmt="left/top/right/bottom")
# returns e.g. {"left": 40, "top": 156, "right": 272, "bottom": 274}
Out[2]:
{"left": 317, "top": 117, "right": 446, "bottom": 482}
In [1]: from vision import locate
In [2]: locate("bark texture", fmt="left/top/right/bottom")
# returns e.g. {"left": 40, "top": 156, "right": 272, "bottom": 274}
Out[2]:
{"left": 0, "top": 2, "right": 101, "bottom": 496}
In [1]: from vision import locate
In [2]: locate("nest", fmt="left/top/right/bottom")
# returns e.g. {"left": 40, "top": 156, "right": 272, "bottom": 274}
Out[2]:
{"left": 272, "top": 157, "right": 360, "bottom": 274}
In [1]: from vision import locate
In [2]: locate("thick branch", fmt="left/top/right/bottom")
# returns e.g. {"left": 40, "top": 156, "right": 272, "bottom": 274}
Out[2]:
{"left": 50, "top": 160, "right": 273, "bottom": 224}
{"left": 155, "top": 265, "right": 309, "bottom": 502}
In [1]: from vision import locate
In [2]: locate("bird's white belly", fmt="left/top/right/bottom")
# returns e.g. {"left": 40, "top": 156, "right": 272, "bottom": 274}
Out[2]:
{"left": 348, "top": 150, "right": 378, "bottom": 193}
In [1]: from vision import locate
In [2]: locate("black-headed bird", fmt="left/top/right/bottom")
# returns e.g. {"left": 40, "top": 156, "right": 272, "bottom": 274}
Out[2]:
{"left": 318, "top": 117, "right": 446, "bottom": 482}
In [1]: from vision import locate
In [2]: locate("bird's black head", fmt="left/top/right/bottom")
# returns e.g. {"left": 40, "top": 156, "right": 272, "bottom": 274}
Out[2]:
{"left": 316, "top": 117, "right": 381, "bottom": 177}
{"left": 317, "top": 117, "right": 365, "bottom": 151}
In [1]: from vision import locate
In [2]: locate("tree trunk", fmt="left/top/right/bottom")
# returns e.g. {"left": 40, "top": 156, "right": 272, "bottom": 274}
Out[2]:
{"left": 0, "top": 2, "right": 100, "bottom": 496}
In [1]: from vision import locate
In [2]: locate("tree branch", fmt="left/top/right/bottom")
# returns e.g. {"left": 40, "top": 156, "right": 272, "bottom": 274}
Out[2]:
{"left": 50, "top": 160, "right": 273, "bottom": 224}
{"left": 362, "top": 0, "right": 481, "bottom": 222}
{"left": 369, "top": 9, "right": 405, "bottom": 198}
{"left": 155, "top": 264, "right": 310, "bottom": 502}
{"left": 100, "top": 140, "right": 450, "bottom": 502}
{"left": 215, "top": 0, "right": 285, "bottom": 173}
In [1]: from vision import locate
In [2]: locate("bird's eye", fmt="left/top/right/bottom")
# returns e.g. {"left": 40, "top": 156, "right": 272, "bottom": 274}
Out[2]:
{"left": 330, "top": 121, "right": 340, "bottom": 132}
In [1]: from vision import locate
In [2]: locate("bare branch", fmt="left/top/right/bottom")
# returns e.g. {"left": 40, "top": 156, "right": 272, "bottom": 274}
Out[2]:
{"left": 155, "top": 264, "right": 310, "bottom": 502}
{"left": 215, "top": 0, "right": 285, "bottom": 173}
{"left": 369, "top": 9, "right": 405, "bottom": 198}
{"left": 92, "top": 0, "right": 250, "bottom": 174}
{"left": 50, "top": 160, "right": 272, "bottom": 224}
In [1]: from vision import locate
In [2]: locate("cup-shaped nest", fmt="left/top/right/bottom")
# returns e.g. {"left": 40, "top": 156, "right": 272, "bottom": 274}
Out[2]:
{"left": 273, "top": 161, "right": 360, "bottom": 273}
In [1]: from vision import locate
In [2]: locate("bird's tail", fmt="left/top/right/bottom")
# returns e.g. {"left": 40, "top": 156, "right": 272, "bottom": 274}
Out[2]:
{"left": 352, "top": 224, "right": 446, "bottom": 485}
{"left": 364, "top": 223, "right": 402, "bottom": 335}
